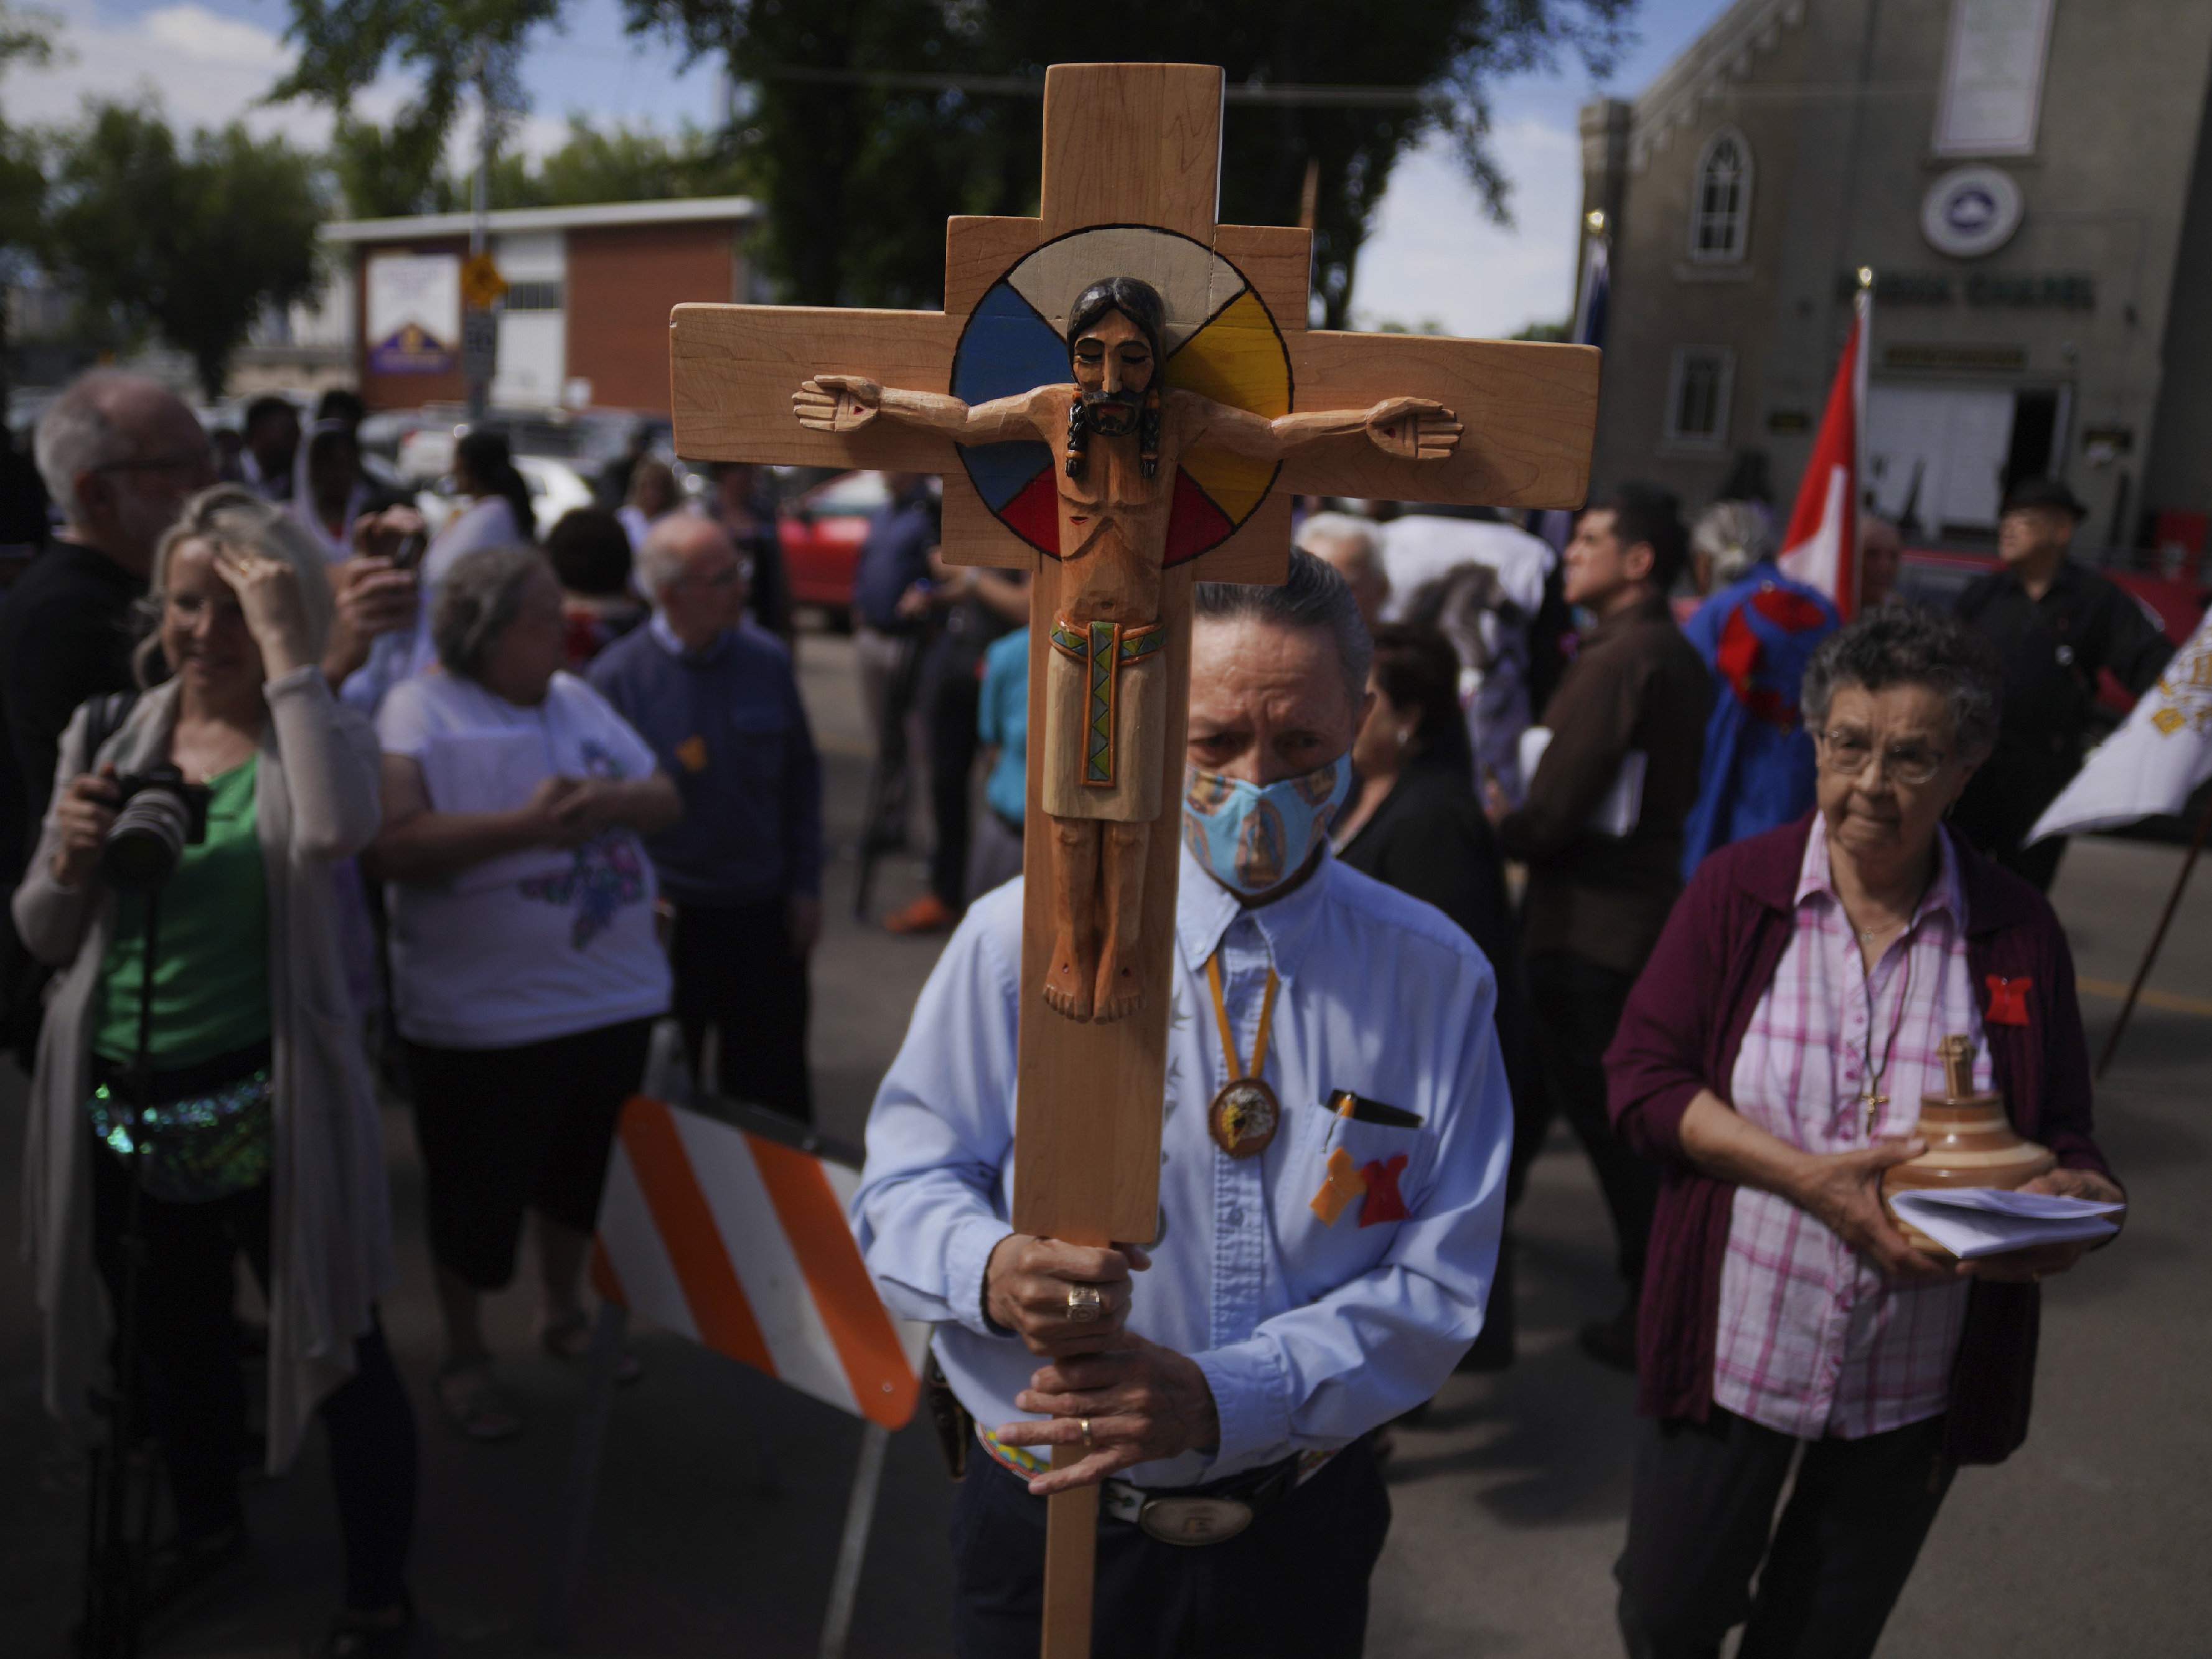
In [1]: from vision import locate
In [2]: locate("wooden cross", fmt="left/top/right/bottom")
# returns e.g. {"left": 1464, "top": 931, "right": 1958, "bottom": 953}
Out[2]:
{"left": 671, "top": 60, "right": 1596, "bottom": 1658}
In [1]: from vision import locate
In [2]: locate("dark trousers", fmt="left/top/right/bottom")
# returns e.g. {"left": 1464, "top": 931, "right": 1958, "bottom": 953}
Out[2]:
{"left": 406, "top": 1018, "right": 656, "bottom": 1288}
{"left": 90, "top": 1144, "right": 416, "bottom": 1610}
{"left": 1951, "top": 747, "right": 2071, "bottom": 893}
{"left": 949, "top": 1441, "right": 1391, "bottom": 1659}
{"left": 672, "top": 900, "right": 813, "bottom": 1122}
{"left": 1616, "top": 1408, "right": 1955, "bottom": 1659}
{"left": 1524, "top": 951, "right": 1657, "bottom": 1287}
{"left": 926, "top": 644, "right": 983, "bottom": 911}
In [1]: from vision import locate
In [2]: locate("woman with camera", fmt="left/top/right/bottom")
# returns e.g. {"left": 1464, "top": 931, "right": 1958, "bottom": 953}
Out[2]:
{"left": 367, "top": 542, "right": 677, "bottom": 1441}
{"left": 13, "top": 486, "right": 416, "bottom": 1656}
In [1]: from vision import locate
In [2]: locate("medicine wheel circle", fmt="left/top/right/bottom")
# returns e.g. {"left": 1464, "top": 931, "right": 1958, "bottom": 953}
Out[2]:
{"left": 949, "top": 224, "right": 1294, "bottom": 565}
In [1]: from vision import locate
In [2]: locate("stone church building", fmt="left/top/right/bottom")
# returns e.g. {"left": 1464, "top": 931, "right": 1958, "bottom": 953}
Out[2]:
{"left": 1580, "top": 0, "right": 2212, "bottom": 565}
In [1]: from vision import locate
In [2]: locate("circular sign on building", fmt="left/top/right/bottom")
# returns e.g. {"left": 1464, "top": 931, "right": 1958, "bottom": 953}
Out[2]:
{"left": 1920, "top": 167, "right": 2024, "bottom": 260}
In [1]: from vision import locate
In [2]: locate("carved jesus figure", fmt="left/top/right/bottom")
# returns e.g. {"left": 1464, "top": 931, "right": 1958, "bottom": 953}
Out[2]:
{"left": 795, "top": 275, "right": 1460, "bottom": 1022}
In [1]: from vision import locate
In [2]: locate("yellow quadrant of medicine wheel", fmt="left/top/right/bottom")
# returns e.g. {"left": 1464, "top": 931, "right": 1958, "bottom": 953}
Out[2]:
{"left": 1166, "top": 288, "right": 1290, "bottom": 525}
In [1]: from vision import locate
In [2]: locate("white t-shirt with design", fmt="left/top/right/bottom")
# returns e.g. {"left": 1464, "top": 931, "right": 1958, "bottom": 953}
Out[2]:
{"left": 377, "top": 669, "right": 672, "bottom": 1048}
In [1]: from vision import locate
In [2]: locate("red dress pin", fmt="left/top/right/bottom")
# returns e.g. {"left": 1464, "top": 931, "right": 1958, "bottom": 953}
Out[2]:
{"left": 1985, "top": 975, "right": 2032, "bottom": 1027}
{"left": 1357, "top": 1154, "right": 1410, "bottom": 1226}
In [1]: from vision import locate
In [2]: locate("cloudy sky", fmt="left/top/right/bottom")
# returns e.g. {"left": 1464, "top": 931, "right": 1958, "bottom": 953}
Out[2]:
{"left": 4, "top": 0, "right": 1728, "bottom": 337}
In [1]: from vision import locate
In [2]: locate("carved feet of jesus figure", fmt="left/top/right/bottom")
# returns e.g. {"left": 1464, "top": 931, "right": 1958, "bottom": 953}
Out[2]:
{"left": 1043, "top": 817, "right": 1151, "bottom": 1024}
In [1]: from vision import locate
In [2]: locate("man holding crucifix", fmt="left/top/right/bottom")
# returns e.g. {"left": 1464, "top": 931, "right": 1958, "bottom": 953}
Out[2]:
{"left": 856, "top": 549, "right": 1515, "bottom": 1657}
{"left": 797, "top": 275, "right": 1460, "bottom": 1023}
{"left": 671, "top": 60, "right": 1596, "bottom": 1658}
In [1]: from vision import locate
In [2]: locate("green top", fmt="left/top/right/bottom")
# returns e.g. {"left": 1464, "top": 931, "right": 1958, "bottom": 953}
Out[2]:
{"left": 94, "top": 756, "right": 271, "bottom": 1068}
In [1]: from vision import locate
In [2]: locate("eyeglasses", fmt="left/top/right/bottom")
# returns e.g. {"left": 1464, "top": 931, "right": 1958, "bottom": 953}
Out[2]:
{"left": 677, "top": 558, "right": 751, "bottom": 590}
{"left": 1814, "top": 729, "right": 1946, "bottom": 786}
{"left": 95, "top": 449, "right": 212, "bottom": 477}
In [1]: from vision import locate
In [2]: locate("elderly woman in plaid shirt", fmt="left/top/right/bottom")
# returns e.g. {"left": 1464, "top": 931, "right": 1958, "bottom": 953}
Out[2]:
{"left": 1603, "top": 606, "right": 2124, "bottom": 1659}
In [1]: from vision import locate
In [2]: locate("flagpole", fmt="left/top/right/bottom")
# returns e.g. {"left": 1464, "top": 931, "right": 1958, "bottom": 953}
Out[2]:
{"left": 2096, "top": 791, "right": 2212, "bottom": 1078}
{"left": 1847, "top": 268, "right": 1872, "bottom": 619}
{"left": 1538, "top": 212, "right": 1609, "bottom": 551}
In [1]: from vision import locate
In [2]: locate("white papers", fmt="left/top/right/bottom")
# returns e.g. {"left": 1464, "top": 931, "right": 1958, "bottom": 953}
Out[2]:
{"left": 1517, "top": 727, "right": 1647, "bottom": 838}
{"left": 1890, "top": 1187, "right": 2122, "bottom": 1259}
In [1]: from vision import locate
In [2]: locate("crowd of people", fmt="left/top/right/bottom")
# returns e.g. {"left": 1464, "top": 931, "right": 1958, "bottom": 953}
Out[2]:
{"left": 0, "top": 370, "right": 823, "bottom": 1656}
{"left": 0, "top": 362, "right": 2156, "bottom": 1658}
{"left": 851, "top": 449, "right": 2145, "bottom": 1655}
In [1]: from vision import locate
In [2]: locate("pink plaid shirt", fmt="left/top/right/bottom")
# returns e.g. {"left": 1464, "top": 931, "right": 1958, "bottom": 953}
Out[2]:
{"left": 1712, "top": 824, "right": 1987, "bottom": 1440}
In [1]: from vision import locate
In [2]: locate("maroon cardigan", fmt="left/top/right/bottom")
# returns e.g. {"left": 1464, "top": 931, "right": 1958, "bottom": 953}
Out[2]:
{"left": 1604, "top": 812, "right": 2115, "bottom": 1465}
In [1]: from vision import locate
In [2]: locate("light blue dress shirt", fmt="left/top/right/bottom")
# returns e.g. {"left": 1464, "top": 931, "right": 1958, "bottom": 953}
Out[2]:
{"left": 853, "top": 844, "right": 1513, "bottom": 1488}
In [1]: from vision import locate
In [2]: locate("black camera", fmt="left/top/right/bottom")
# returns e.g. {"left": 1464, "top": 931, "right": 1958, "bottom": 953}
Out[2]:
{"left": 100, "top": 763, "right": 211, "bottom": 893}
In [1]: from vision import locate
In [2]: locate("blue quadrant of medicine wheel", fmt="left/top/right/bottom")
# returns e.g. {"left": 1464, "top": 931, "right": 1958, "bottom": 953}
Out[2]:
{"left": 952, "top": 281, "right": 1065, "bottom": 510}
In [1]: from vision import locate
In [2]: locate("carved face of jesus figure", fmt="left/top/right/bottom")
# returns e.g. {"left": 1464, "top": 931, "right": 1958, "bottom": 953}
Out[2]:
{"left": 1071, "top": 309, "right": 1156, "bottom": 435}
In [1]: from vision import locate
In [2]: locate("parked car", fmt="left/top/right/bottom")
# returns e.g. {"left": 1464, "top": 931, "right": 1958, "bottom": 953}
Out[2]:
{"left": 411, "top": 454, "right": 597, "bottom": 542}
{"left": 779, "top": 469, "right": 894, "bottom": 627}
{"left": 1896, "top": 543, "right": 2206, "bottom": 714}
{"left": 385, "top": 405, "right": 675, "bottom": 489}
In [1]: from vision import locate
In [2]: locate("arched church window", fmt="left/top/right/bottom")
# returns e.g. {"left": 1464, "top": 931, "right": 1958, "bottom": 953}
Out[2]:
{"left": 1690, "top": 129, "right": 1752, "bottom": 263}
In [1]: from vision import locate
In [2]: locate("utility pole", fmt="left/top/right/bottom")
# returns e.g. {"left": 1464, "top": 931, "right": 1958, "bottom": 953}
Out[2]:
{"left": 461, "top": 45, "right": 499, "bottom": 420}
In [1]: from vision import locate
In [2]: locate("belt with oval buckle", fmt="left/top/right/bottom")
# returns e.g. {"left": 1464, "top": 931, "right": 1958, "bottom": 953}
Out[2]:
{"left": 1128, "top": 1493, "right": 1254, "bottom": 1546}
{"left": 1099, "top": 1449, "right": 1320, "bottom": 1547}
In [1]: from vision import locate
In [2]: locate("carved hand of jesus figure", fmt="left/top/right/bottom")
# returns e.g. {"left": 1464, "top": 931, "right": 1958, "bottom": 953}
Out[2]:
{"left": 791, "top": 280, "right": 1461, "bottom": 1023}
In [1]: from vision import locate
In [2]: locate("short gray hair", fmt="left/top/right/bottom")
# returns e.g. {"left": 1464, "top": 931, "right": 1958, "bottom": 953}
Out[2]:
{"left": 1293, "top": 510, "right": 1383, "bottom": 572}
{"left": 1801, "top": 605, "right": 2002, "bottom": 761}
{"left": 136, "top": 485, "right": 337, "bottom": 688}
{"left": 634, "top": 517, "right": 690, "bottom": 600}
{"left": 34, "top": 369, "right": 141, "bottom": 520}
{"left": 433, "top": 542, "right": 551, "bottom": 681}
{"left": 1194, "top": 545, "right": 1374, "bottom": 704}
{"left": 1690, "top": 499, "right": 1774, "bottom": 590}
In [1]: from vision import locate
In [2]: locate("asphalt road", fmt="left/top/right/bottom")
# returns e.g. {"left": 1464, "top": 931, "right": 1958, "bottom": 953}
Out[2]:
{"left": 1, "top": 625, "right": 2206, "bottom": 1658}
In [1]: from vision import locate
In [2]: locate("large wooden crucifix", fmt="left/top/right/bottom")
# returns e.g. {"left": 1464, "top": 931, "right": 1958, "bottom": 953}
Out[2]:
{"left": 670, "top": 60, "right": 1596, "bottom": 1657}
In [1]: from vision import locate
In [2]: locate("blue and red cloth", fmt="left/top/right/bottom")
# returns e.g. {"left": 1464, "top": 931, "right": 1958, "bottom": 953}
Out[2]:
{"left": 1679, "top": 563, "right": 1839, "bottom": 877}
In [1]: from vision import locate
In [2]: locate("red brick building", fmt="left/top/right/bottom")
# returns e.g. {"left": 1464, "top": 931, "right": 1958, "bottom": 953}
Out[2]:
{"left": 322, "top": 197, "right": 757, "bottom": 415}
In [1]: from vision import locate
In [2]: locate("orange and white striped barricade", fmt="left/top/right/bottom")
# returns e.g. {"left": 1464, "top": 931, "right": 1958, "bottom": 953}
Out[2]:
{"left": 541, "top": 1094, "right": 929, "bottom": 1657}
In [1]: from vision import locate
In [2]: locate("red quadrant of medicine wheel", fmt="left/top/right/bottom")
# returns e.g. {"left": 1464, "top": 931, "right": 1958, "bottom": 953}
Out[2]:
{"left": 995, "top": 466, "right": 1234, "bottom": 567}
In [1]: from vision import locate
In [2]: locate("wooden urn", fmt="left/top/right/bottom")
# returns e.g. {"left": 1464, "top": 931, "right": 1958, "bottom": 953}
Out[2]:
{"left": 1881, "top": 1035, "right": 2055, "bottom": 1254}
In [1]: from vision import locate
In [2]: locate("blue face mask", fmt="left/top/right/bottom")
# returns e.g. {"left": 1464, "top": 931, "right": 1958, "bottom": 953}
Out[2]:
{"left": 1180, "top": 756, "right": 1352, "bottom": 898}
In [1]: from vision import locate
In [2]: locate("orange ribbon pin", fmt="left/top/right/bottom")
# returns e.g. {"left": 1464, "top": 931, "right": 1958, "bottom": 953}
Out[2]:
{"left": 1310, "top": 1147, "right": 1367, "bottom": 1226}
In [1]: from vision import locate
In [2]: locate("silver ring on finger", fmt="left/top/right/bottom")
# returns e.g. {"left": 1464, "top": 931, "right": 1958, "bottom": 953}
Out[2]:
{"left": 1080, "top": 1416, "right": 1094, "bottom": 1448}
{"left": 1065, "top": 1284, "right": 1105, "bottom": 1323}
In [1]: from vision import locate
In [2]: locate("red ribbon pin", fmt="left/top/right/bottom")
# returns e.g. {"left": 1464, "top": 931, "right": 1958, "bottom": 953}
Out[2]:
{"left": 1356, "top": 1154, "right": 1410, "bottom": 1227}
{"left": 1985, "top": 975, "right": 2032, "bottom": 1027}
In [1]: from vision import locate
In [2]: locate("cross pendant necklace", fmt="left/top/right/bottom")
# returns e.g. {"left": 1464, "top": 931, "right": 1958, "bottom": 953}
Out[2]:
{"left": 1860, "top": 1085, "right": 1888, "bottom": 1135}
{"left": 1859, "top": 944, "right": 1916, "bottom": 1135}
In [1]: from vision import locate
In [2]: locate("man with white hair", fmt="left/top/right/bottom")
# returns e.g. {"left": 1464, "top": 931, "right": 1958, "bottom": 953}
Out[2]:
{"left": 0, "top": 371, "right": 213, "bottom": 1058}
{"left": 855, "top": 547, "right": 1511, "bottom": 1657}
{"left": 1, "top": 370, "right": 213, "bottom": 820}
{"left": 588, "top": 515, "right": 824, "bottom": 1120}
{"left": 1293, "top": 509, "right": 1389, "bottom": 629}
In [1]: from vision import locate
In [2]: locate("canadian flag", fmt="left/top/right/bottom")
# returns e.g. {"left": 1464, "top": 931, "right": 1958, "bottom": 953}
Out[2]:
{"left": 1778, "top": 285, "right": 1871, "bottom": 618}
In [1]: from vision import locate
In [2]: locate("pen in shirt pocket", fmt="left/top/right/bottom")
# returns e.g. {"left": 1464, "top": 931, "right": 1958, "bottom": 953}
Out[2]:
{"left": 1324, "top": 1089, "right": 1423, "bottom": 1129}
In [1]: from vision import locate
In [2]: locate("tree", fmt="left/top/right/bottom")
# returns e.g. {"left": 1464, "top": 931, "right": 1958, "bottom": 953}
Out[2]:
{"left": 524, "top": 116, "right": 751, "bottom": 205}
{"left": 327, "top": 108, "right": 754, "bottom": 220}
{"left": 42, "top": 102, "right": 324, "bottom": 400}
{"left": 329, "top": 107, "right": 460, "bottom": 218}
{"left": 0, "top": 2, "right": 57, "bottom": 407}
{"left": 276, "top": 0, "right": 1628, "bottom": 317}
